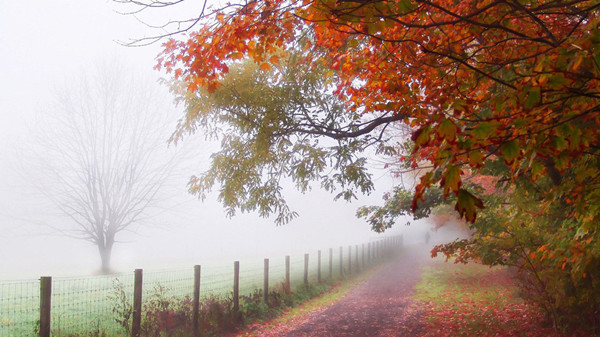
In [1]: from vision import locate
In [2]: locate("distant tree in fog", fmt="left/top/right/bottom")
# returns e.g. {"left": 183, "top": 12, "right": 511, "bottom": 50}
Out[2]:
{"left": 32, "top": 63, "right": 179, "bottom": 274}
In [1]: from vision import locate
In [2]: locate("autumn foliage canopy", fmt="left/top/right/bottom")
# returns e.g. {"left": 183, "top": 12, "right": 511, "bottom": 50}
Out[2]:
{"left": 157, "top": 0, "right": 600, "bottom": 330}
{"left": 160, "top": 0, "right": 599, "bottom": 222}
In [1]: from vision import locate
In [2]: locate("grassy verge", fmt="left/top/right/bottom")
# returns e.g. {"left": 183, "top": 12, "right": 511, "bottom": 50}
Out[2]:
{"left": 413, "top": 259, "right": 565, "bottom": 337}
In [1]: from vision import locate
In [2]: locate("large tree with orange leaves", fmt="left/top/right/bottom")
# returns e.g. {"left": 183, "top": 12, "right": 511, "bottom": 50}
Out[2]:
{"left": 157, "top": 0, "right": 599, "bottom": 224}
{"left": 147, "top": 0, "right": 600, "bottom": 329}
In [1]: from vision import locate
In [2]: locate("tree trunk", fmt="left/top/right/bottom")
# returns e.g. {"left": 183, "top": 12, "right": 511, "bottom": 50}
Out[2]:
{"left": 98, "top": 241, "right": 113, "bottom": 274}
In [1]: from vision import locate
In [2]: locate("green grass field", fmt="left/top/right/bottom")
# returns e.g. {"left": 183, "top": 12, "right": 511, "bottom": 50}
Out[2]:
{"left": 0, "top": 248, "right": 356, "bottom": 336}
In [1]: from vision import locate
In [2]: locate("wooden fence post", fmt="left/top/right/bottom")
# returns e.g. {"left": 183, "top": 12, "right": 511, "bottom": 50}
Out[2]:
{"left": 317, "top": 250, "right": 322, "bottom": 283}
{"left": 387, "top": 238, "right": 390, "bottom": 255}
{"left": 386, "top": 238, "right": 390, "bottom": 255}
{"left": 384, "top": 238, "right": 387, "bottom": 256}
{"left": 285, "top": 256, "right": 290, "bottom": 294}
{"left": 233, "top": 261, "right": 240, "bottom": 315}
{"left": 329, "top": 248, "right": 333, "bottom": 280}
{"left": 39, "top": 276, "right": 51, "bottom": 337}
{"left": 264, "top": 258, "right": 269, "bottom": 303}
{"left": 132, "top": 269, "right": 143, "bottom": 337}
{"left": 355, "top": 245, "right": 359, "bottom": 272}
{"left": 374, "top": 241, "right": 377, "bottom": 260}
{"left": 339, "top": 246, "right": 343, "bottom": 277}
{"left": 193, "top": 265, "right": 201, "bottom": 337}
{"left": 348, "top": 245, "right": 352, "bottom": 275}
{"left": 361, "top": 244, "right": 365, "bottom": 270}
{"left": 304, "top": 254, "right": 309, "bottom": 286}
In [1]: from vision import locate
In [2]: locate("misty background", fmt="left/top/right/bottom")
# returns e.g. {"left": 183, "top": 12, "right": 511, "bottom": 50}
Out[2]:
{"left": 0, "top": 0, "right": 433, "bottom": 280}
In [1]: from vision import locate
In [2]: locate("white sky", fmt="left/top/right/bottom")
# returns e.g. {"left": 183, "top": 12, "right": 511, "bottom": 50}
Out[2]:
{"left": 0, "top": 0, "right": 425, "bottom": 279}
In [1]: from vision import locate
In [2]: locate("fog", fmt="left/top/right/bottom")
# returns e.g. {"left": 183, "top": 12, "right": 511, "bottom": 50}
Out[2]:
{"left": 0, "top": 1, "right": 436, "bottom": 280}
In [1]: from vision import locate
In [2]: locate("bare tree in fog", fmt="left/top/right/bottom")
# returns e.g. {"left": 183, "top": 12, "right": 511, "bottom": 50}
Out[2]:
{"left": 32, "top": 63, "right": 179, "bottom": 273}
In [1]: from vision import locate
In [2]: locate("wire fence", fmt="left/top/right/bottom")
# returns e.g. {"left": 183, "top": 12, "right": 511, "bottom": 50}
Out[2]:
{"left": 0, "top": 236, "right": 402, "bottom": 337}
{"left": 0, "top": 279, "right": 39, "bottom": 337}
{"left": 51, "top": 273, "right": 131, "bottom": 336}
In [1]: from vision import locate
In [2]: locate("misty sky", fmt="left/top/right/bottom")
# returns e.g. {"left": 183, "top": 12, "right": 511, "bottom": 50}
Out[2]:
{"left": 0, "top": 1, "right": 428, "bottom": 279}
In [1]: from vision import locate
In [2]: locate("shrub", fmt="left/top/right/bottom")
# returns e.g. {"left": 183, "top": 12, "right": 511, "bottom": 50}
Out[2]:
{"left": 107, "top": 279, "right": 132, "bottom": 334}
{"left": 106, "top": 278, "right": 334, "bottom": 336}
{"left": 199, "top": 295, "right": 235, "bottom": 336}
{"left": 141, "top": 284, "right": 194, "bottom": 337}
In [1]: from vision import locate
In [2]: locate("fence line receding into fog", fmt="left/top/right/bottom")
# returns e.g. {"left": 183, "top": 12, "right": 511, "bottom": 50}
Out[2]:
{"left": 0, "top": 235, "right": 403, "bottom": 337}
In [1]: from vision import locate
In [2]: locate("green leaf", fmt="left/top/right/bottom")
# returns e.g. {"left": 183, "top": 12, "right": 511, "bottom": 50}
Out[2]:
{"left": 554, "top": 151, "right": 570, "bottom": 171}
{"left": 452, "top": 99, "right": 467, "bottom": 112}
{"left": 459, "top": 138, "right": 474, "bottom": 149}
{"left": 412, "top": 125, "right": 431, "bottom": 147}
{"left": 530, "top": 160, "right": 545, "bottom": 180}
{"left": 551, "top": 136, "right": 567, "bottom": 151}
{"left": 523, "top": 86, "right": 541, "bottom": 110}
{"left": 556, "top": 123, "right": 573, "bottom": 137}
{"left": 398, "top": 0, "right": 417, "bottom": 13}
{"left": 568, "top": 129, "right": 582, "bottom": 151}
{"left": 438, "top": 119, "right": 458, "bottom": 142}
{"left": 547, "top": 74, "right": 570, "bottom": 90}
{"left": 500, "top": 140, "right": 520, "bottom": 164}
{"left": 455, "top": 189, "right": 485, "bottom": 223}
{"left": 468, "top": 150, "right": 484, "bottom": 167}
{"left": 514, "top": 118, "right": 528, "bottom": 130}
{"left": 471, "top": 122, "right": 497, "bottom": 140}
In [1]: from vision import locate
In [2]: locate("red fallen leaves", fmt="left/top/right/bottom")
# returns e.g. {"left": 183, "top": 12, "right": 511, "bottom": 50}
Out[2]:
{"left": 419, "top": 301, "right": 554, "bottom": 337}
{"left": 416, "top": 263, "right": 594, "bottom": 337}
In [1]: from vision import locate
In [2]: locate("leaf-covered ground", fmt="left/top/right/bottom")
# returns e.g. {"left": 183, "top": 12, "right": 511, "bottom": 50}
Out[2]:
{"left": 413, "top": 260, "right": 584, "bottom": 337}
{"left": 232, "top": 247, "right": 594, "bottom": 336}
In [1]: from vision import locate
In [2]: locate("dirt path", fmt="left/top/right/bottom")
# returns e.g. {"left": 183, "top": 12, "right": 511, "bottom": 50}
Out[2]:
{"left": 241, "top": 246, "right": 433, "bottom": 337}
